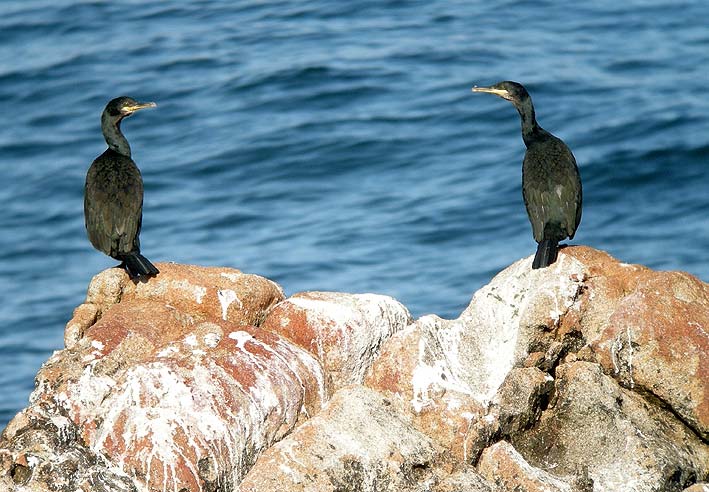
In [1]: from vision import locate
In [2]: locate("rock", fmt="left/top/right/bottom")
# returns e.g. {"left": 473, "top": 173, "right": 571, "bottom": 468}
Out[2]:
{"left": 549, "top": 247, "right": 709, "bottom": 440}
{"left": 0, "top": 405, "right": 135, "bottom": 491}
{"left": 584, "top": 265, "right": 708, "bottom": 439}
{"left": 683, "top": 484, "right": 709, "bottom": 492}
{"left": 492, "top": 367, "right": 554, "bottom": 436}
{"left": 81, "top": 324, "right": 324, "bottom": 490}
{"left": 65, "top": 263, "right": 285, "bottom": 347}
{"left": 430, "top": 468, "right": 494, "bottom": 492}
{"left": 511, "top": 361, "right": 709, "bottom": 491}
{"left": 238, "top": 385, "right": 492, "bottom": 492}
{"left": 2, "top": 264, "right": 324, "bottom": 491}
{"left": 3, "top": 248, "right": 709, "bottom": 492}
{"left": 368, "top": 251, "right": 586, "bottom": 404}
{"left": 365, "top": 253, "right": 586, "bottom": 462}
{"left": 261, "top": 291, "right": 411, "bottom": 393}
{"left": 477, "top": 441, "right": 575, "bottom": 492}
{"left": 364, "top": 315, "right": 492, "bottom": 463}
{"left": 366, "top": 247, "right": 709, "bottom": 489}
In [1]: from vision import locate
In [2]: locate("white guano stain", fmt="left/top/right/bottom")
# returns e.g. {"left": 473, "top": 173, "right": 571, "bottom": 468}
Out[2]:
{"left": 229, "top": 331, "right": 253, "bottom": 351}
{"left": 610, "top": 327, "right": 635, "bottom": 388}
{"left": 195, "top": 286, "right": 207, "bottom": 304}
{"left": 65, "top": 361, "right": 115, "bottom": 411}
{"left": 157, "top": 346, "right": 179, "bottom": 358}
{"left": 625, "top": 326, "right": 635, "bottom": 388}
{"left": 85, "top": 332, "right": 325, "bottom": 492}
{"left": 689, "top": 321, "right": 708, "bottom": 340}
{"left": 49, "top": 415, "right": 73, "bottom": 443}
{"left": 410, "top": 316, "right": 474, "bottom": 413}
{"left": 611, "top": 336, "right": 622, "bottom": 374}
{"left": 287, "top": 293, "right": 409, "bottom": 386}
{"left": 544, "top": 255, "right": 583, "bottom": 325}
{"left": 218, "top": 289, "right": 242, "bottom": 320}
{"left": 409, "top": 254, "right": 586, "bottom": 411}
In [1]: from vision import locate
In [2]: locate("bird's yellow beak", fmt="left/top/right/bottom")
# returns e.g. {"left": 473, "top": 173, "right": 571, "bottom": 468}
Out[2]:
{"left": 123, "top": 101, "right": 157, "bottom": 113}
{"left": 472, "top": 86, "right": 510, "bottom": 98}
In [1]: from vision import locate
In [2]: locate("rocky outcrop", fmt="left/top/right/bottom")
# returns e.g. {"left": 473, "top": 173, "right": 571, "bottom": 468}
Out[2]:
{"left": 241, "top": 385, "right": 457, "bottom": 491}
{"left": 260, "top": 291, "right": 411, "bottom": 393}
{"left": 364, "top": 253, "right": 587, "bottom": 463}
{"left": 364, "top": 247, "right": 708, "bottom": 490}
{"left": 1, "top": 247, "right": 708, "bottom": 491}
{"left": 573, "top": 248, "right": 709, "bottom": 440}
{"left": 511, "top": 361, "right": 707, "bottom": 491}
{"left": 2, "top": 264, "right": 318, "bottom": 491}
{"left": 239, "top": 385, "right": 493, "bottom": 492}
{"left": 63, "top": 262, "right": 286, "bottom": 348}
{"left": 477, "top": 441, "right": 579, "bottom": 492}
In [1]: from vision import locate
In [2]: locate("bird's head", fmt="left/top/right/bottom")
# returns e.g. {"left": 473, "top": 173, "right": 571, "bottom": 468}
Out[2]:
{"left": 472, "top": 81, "right": 530, "bottom": 105}
{"left": 104, "top": 96, "right": 156, "bottom": 120}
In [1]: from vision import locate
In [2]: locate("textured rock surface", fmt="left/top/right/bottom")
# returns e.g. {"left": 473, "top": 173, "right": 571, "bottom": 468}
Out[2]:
{"left": 429, "top": 468, "right": 494, "bottom": 492}
{"left": 549, "top": 247, "right": 709, "bottom": 440}
{"left": 65, "top": 263, "right": 285, "bottom": 348}
{"left": 683, "top": 484, "right": 709, "bottom": 492}
{"left": 477, "top": 441, "right": 575, "bottom": 492}
{"left": 261, "top": 291, "right": 411, "bottom": 393}
{"left": 364, "top": 315, "right": 490, "bottom": 462}
{"left": 365, "top": 253, "right": 586, "bottom": 462}
{"left": 239, "top": 385, "right": 491, "bottom": 492}
{"left": 492, "top": 367, "right": 554, "bottom": 436}
{"left": 366, "top": 247, "right": 709, "bottom": 490}
{"left": 367, "top": 252, "right": 586, "bottom": 405}
{"left": 0, "top": 404, "right": 136, "bottom": 491}
{"left": 1, "top": 264, "right": 325, "bottom": 491}
{"left": 512, "top": 361, "right": 709, "bottom": 491}
{"left": 2, "top": 248, "right": 709, "bottom": 491}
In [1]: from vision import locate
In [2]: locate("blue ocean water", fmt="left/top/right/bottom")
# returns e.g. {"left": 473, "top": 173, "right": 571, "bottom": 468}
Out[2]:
{"left": 1, "top": 1, "right": 708, "bottom": 429}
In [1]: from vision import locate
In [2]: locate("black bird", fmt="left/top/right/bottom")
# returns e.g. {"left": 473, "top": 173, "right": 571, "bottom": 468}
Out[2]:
{"left": 84, "top": 96, "right": 159, "bottom": 279}
{"left": 473, "top": 81, "right": 582, "bottom": 269}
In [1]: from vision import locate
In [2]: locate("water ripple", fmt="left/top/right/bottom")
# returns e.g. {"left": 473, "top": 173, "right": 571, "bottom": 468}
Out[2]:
{"left": 1, "top": 0, "right": 708, "bottom": 429}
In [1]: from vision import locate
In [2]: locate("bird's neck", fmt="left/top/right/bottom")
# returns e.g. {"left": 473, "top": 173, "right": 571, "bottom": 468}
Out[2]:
{"left": 515, "top": 100, "right": 545, "bottom": 147}
{"left": 101, "top": 113, "right": 131, "bottom": 157}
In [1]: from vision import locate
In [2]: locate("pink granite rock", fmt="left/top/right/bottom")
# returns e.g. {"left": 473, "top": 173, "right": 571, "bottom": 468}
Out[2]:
{"left": 1, "top": 264, "right": 323, "bottom": 491}
{"left": 366, "top": 247, "right": 709, "bottom": 489}
{"left": 512, "top": 361, "right": 709, "bottom": 491}
{"left": 365, "top": 253, "right": 587, "bottom": 462}
{"left": 238, "top": 385, "right": 493, "bottom": 492}
{"left": 582, "top": 263, "right": 709, "bottom": 440}
{"left": 261, "top": 291, "right": 411, "bottom": 393}
{"left": 478, "top": 441, "right": 575, "bottom": 492}
{"left": 65, "top": 262, "right": 284, "bottom": 347}
{"left": 2, "top": 249, "right": 709, "bottom": 492}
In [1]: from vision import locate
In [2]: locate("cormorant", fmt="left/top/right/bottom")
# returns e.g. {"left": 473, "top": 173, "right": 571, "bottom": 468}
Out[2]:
{"left": 84, "top": 96, "right": 159, "bottom": 279}
{"left": 473, "top": 81, "right": 582, "bottom": 269}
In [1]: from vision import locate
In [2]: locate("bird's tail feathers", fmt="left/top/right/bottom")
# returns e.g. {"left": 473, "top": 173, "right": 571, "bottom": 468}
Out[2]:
{"left": 532, "top": 239, "right": 558, "bottom": 269}
{"left": 122, "top": 252, "right": 159, "bottom": 279}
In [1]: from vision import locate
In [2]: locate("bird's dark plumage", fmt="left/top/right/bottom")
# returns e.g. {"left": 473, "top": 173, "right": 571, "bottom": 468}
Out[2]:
{"left": 473, "top": 81, "right": 582, "bottom": 269}
{"left": 84, "top": 97, "right": 159, "bottom": 279}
